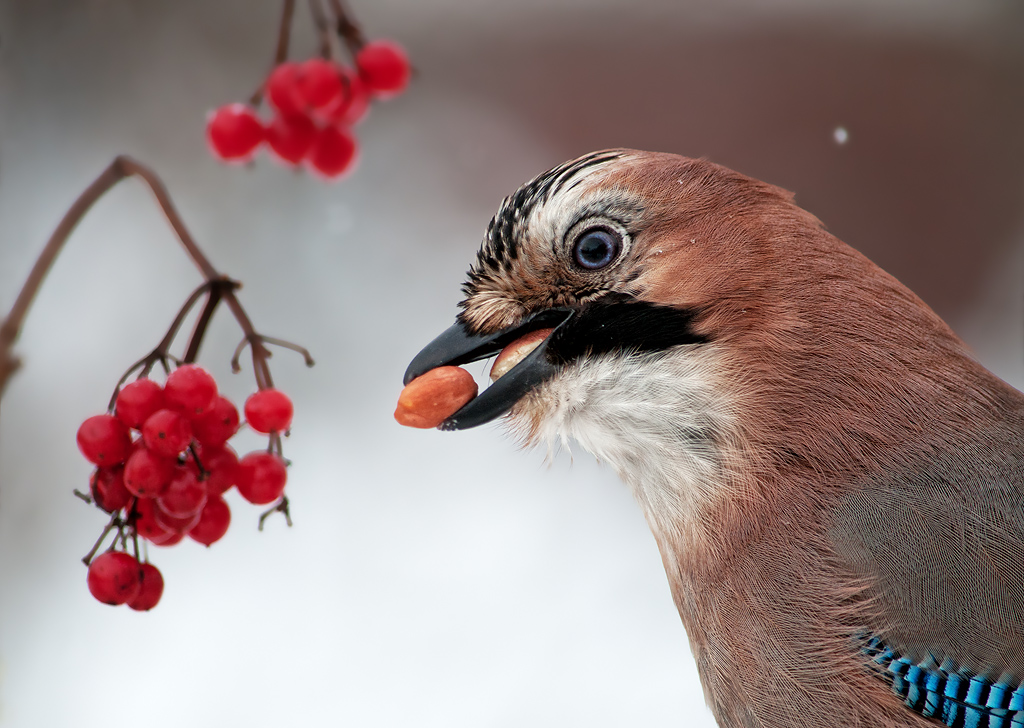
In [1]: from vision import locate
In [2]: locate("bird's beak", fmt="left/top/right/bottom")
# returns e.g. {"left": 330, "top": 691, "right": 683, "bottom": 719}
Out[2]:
{"left": 403, "top": 308, "right": 575, "bottom": 430}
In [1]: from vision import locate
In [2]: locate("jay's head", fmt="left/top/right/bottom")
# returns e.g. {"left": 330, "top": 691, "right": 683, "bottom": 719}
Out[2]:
{"left": 405, "top": 149, "right": 966, "bottom": 536}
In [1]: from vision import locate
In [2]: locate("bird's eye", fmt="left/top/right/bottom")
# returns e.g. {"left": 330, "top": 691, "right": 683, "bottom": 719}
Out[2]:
{"left": 572, "top": 228, "right": 622, "bottom": 270}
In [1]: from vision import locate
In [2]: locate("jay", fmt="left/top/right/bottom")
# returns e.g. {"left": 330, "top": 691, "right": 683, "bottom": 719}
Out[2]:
{"left": 403, "top": 150, "right": 1024, "bottom": 728}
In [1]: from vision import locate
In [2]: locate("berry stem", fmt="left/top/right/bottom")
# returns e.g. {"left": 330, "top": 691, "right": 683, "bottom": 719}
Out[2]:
{"left": 230, "top": 333, "right": 275, "bottom": 391}
{"left": 258, "top": 495, "right": 292, "bottom": 531}
{"left": 257, "top": 335, "right": 316, "bottom": 367}
{"left": 106, "top": 279, "right": 216, "bottom": 410}
{"left": 0, "top": 162, "right": 123, "bottom": 403}
{"left": 327, "top": 0, "right": 366, "bottom": 57}
{"left": 249, "top": 0, "right": 297, "bottom": 106}
{"left": 1, "top": 155, "right": 310, "bottom": 410}
{"left": 131, "top": 522, "right": 141, "bottom": 562}
{"left": 308, "top": 0, "right": 335, "bottom": 60}
{"left": 182, "top": 278, "right": 240, "bottom": 364}
{"left": 81, "top": 509, "right": 124, "bottom": 566}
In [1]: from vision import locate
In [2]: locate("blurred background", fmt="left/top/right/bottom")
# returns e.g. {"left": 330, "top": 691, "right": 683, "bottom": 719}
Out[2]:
{"left": 1, "top": 1, "right": 1023, "bottom": 726}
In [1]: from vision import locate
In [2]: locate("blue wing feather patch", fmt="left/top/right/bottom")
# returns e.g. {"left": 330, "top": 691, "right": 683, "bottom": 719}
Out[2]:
{"left": 859, "top": 635, "right": 1023, "bottom": 728}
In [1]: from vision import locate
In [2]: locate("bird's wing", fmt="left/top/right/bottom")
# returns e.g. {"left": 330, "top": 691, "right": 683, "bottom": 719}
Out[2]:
{"left": 831, "top": 395, "right": 1024, "bottom": 724}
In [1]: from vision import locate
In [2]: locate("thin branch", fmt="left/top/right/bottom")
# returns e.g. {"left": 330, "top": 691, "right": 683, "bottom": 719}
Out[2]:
{"left": 1, "top": 155, "right": 292, "bottom": 404}
{"left": 0, "top": 162, "right": 124, "bottom": 401}
{"left": 259, "top": 335, "right": 316, "bottom": 367}
{"left": 249, "top": 0, "right": 297, "bottom": 106}
{"left": 183, "top": 278, "right": 240, "bottom": 364}
{"left": 308, "top": 0, "right": 334, "bottom": 60}
{"left": 81, "top": 510, "right": 123, "bottom": 565}
{"left": 106, "top": 279, "right": 215, "bottom": 410}
{"left": 231, "top": 332, "right": 313, "bottom": 389}
{"left": 131, "top": 526, "right": 140, "bottom": 563}
{"left": 328, "top": 0, "right": 366, "bottom": 57}
{"left": 114, "top": 157, "right": 219, "bottom": 280}
{"left": 259, "top": 495, "right": 292, "bottom": 530}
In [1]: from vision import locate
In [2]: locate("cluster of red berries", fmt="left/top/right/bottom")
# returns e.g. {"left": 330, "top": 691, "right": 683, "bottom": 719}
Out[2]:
{"left": 76, "top": 363, "right": 294, "bottom": 610}
{"left": 206, "top": 40, "right": 411, "bottom": 179}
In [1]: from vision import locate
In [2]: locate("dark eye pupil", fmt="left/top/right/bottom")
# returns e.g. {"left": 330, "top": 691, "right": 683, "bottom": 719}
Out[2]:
{"left": 573, "top": 229, "right": 619, "bottom": 270}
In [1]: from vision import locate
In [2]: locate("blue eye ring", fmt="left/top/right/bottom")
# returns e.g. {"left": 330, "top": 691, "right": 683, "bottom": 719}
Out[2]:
{"left": 572, "top": 227, "right": 622, "bottom": 270}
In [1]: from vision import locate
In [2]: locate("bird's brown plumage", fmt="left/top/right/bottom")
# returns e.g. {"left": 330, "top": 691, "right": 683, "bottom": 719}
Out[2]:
{"left": 452, "top": 150, "right": 1024, "bottom": 727}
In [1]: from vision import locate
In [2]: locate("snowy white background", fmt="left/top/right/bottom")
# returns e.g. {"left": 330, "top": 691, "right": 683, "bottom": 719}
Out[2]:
{"left": 1, "top": 1, "right": 1022, "bottom": 726}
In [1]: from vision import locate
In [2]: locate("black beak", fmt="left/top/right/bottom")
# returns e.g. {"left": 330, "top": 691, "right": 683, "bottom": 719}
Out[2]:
{"left": 403, "top": 308, "right": 574, "bottom": 430}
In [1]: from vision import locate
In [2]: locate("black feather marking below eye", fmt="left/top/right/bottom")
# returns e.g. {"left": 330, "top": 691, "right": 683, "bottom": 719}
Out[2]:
{"left": 547, "top": 295, "right": 708, "bottom": 364}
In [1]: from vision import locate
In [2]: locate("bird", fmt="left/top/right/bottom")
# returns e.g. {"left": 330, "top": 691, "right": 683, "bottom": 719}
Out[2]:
{"left": 402, "top": 149, "right": 1024, "bottom": 728}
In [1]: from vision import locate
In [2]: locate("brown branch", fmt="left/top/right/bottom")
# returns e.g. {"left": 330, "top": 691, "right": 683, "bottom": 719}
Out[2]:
{"left": 249, "top": 0, "right": 297, "bottom": 106}
{"left": 183, "top": 278, "right": 240, "bottom": 364}
{"left": 259, "top": 495, "right": 292, "bottom": 530}
{"left": 114, "top": 157, "right": 219, "bottom": 280}
{"left": 82, "top": 509, "right": 124, "bottom": 565}
{"left": 0, "top": 162, "right": 124, "bottom": 402}
{"left": 308, "top": 0, "right": 334, "bottom": 60}
{"left": 328, "top": 0, "right": 366, "bottom": 57}
{"left": 0, "top": 155, "right": 288, "bottom": 405}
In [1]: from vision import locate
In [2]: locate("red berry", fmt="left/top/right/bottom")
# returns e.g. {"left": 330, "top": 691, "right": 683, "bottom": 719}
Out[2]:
{"left": 115, "top": 378, "right": 165, "bottom": 430}
{"left": 141, "top": 409, "right": 193, "bottom": 458}
{"left": 87, "top": 551, "right": 142, "bottom": 606}
{"left": 356, "top": 40, "right": 411, "bottom": 97}
{"left": 307, "top": 126, "right": 357, "bottom": 179}
{"left": 77, "top": 414, "right": 132, "bottom": 466}
{"left": 265, "top": 113, "right": 317, "bottom": 165}
{"left": 266, "top": 62, "right": 304, "bottom": 116}
{"left": 244, "top": 388, "right": 294, "bottom": 433}
{"left": 298, "top": 58, "right": 344, "bottom": 109}
{"left": 189, "top": 495, "right": 231, "bottom": 546}
{"left": 164, "top": 365, "right": 218, "bottom": 417}
{"left": 127, "top": 563, "right": 164, "bottom": 611}
{"left": 191, "top": 396, "right": 240, "bottom": 448}
{"left": 90, "top": 466, "right": 132, "bottom": 513}
{"left": 193, "top": 444, "right": 239, "bottom": 495}
{"left": 236, "top": 451, "right": 288, "bottom": 505}
{"left": 206, "top": 104, "right": 265, "bottom": 161}
{"left": 320, "top": 69, "right": 368, "bottom": 126}
{"left": 156, "top": 465, "right": 207, "bottom": 519}
{"left": 153, "top": 500, "right": 201, "bottom": 535}
{"left": 123, "top": 447, "right": 175, "bottom": 498}
{"left": 134, "top": 497, "right": 176, "bottom": 544}
{"left": 155, "top": 530, "right": 185, "bottom": 547}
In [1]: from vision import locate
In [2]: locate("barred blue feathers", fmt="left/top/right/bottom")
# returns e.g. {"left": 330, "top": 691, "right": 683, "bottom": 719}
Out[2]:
{"left": 862, "top": 636, "right": 1024, "bottom": 728}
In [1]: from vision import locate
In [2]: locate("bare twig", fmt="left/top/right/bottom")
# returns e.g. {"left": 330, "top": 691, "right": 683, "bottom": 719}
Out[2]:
{"left": 308, "top": 0, "right": 334, "bottom": 60}
{"left": 0, "top": 163, "right": 125, "bottom": 403}
{"left": 259, "top": 495, "right": 292, "bottom": 530}
{"left": 259, "top": 335, "right": 316, "bottom": 367}
{"left": 182, "top": 278, "right": 240, "bottom": 364}
{"left": 249, "top": 0, "right": 298, "bottom": 106}
{"left": 1, "top": 155, "right": 294, "bottom": 410}
{"left": 327, "top": 0, "right": 366, "bottom": 57}
{"left": 82, "top": 510, "right": 124, "bottom": 565}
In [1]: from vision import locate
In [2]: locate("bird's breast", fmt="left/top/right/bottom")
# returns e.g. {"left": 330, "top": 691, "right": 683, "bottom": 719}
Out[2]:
{"left": 508, "top": 344, "right": 743, "bottom": 551}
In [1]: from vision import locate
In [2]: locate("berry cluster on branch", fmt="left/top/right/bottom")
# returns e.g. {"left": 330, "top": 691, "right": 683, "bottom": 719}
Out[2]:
{"left": 78, "top": 359, "right": 297, "bottom": 610}
{"left": 206, "top": 0, "right": 411, "bottom": 179}
{"left": 0, "top": 156, "right": 313, "bottom": 612}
